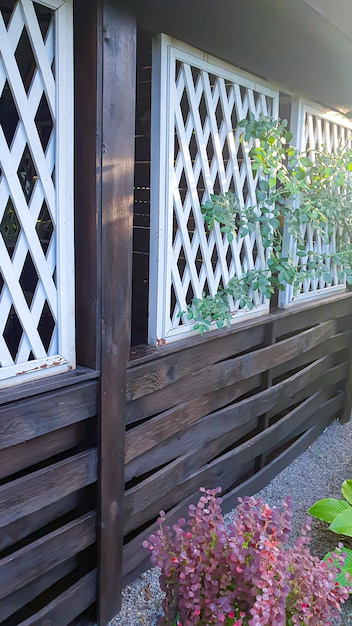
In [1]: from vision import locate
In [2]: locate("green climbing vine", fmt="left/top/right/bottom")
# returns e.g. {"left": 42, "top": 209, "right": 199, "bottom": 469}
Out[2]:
{"left": 181, "top": 114, "right": 352, "bottom": 334}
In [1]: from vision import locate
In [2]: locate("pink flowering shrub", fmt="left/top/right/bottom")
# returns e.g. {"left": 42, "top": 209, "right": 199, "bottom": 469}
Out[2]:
{"left": 143, "top": 488, "right": 351, "bottom": 626}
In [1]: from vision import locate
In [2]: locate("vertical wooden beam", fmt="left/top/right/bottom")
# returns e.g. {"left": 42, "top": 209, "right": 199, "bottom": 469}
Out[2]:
{"left": 98, "top": 1, "right": 136, "bottom": 624}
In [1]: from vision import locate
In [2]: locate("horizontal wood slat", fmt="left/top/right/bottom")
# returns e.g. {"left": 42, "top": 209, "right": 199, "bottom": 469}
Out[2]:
{"left": 17, "top": 569, "right": 97, "bottom": 626}
{"left": 125, "top": 373, "right": 261, "bottom": 469}
{"left": 125, "top": 354, "right": 345, "bottom": 480}
{"left": 0, "top": 380, "right": 97, "bottom": 450}
{"left": 0, "top": 557, "right": 78, "bottom": 623}
{"left": 0, "top": 491, "right": 82, "bottom": 553}
{"left": 271, "top": 330, "right": 351, "bottom": 382}
{"left": 124, "top": 389, "right": 327, "bottom": 534}
{"left": 0, "top": 418, "right": 95, "bottom": 481}
{"left": 222, "top": 393, "right": 343, "bottom": 513}
{"left": 126, "top": 320, "right": 336, "bottom": 422}
{"left": 0, "top": 449, "right": 97, "bottom": 529}
{"left": 0, "top": 512, "right": 96, "bottom": 601}
{"left": 126, "top": 325, "right": 265, "bottom": 401}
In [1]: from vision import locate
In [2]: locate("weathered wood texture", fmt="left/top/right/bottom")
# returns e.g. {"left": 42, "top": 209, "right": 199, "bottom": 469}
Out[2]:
{"left": 0, "top": 376, "right": 98, "bottom": 625}
{"left": 97, "top": 0, "right": 136, "bottom": 623}
{"left": 123, "top": 292, "right": 352, "bottom": 583}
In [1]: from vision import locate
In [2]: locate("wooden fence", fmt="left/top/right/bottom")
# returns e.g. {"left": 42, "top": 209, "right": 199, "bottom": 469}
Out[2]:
{"left": 0, "top": 369, "right": 98, "bottom": 625}
{"left": 123, "top": 292, "right": 352, "bottom": 583}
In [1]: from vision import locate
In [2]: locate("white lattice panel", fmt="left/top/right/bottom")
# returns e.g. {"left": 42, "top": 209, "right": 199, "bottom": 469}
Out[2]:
{"left": 279, "top": 98, "right": 352, "bottom": 308}
{"left": 149, "top": 35, "right": 279, "bottom": 344}
{"left": 0, "top": 0, "right": 74, "bottom": 386}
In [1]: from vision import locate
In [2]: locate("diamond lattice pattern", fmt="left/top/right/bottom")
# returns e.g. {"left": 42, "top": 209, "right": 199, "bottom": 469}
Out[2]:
{"left": 0, "top": 0, "right": 57, "bottom": 368}
{"left": 280, "top": 102, "right": 352, "bottom": 307}
{"left": 160, "top": 48, "right": 279, "bottom": 340}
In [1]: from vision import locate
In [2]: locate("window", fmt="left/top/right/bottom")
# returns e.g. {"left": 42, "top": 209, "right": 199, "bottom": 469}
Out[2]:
{"left": 279, "top": 98, "right": 352, "bottom": 307}
{"left": 148, "top": 35, "right": 279, "bottom": 345}
{"left": 0, "top": 0, "right": 74, "bottom": 386}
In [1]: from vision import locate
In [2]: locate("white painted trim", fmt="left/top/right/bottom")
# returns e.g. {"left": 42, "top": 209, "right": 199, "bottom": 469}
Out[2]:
{"left": 55, "top": 0, "right": 75, "bottom": 370}
{"left": 36, "top": 0, "right": 65, "bottom": 10}
{"left": 0, "top": 356, "right": 68, "bottom": 388}
{"left": 148, "top": 34, "right": 171, "bottom": 345}
{"left": 161, "top": 34, "right": 279, "bottom": 100}
{"left": 162, "top": 303, "right": 269, "bottom": 343}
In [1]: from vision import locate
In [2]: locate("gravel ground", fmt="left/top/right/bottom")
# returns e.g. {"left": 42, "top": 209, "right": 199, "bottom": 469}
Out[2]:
{"left": 107, "top": 418, "right": 352, "bottom": 626}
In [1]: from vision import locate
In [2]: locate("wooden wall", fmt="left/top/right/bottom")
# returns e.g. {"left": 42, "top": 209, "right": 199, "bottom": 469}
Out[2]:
{"left": 0, "top": 370, "right": 98, "bottom": 625}
{"left": 124, "top": 292, "right": 352, "bottom": 583}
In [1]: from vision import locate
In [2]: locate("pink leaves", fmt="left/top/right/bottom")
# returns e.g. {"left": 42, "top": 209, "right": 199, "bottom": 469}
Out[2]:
{"left": 145, "top": 488, "right": 351, "bottom": 625}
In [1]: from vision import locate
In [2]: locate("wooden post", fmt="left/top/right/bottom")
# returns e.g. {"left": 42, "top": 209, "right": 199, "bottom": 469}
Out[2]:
{"left": 98, "top": 1, "right": 136, "bottom": 624}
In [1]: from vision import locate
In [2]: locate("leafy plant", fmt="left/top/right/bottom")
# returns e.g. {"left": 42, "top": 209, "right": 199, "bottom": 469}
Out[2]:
{"left": 181, "top": 115, "right": 352, "bottom": 331}
{"left": 308, "top": 479, "right": 352, "bottom": 585}
{"left": 143, "top": 488, "right": 351, "bottom": 625}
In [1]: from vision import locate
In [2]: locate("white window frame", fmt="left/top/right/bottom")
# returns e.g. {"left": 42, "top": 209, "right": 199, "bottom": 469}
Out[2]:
{"left": 0, "top": 0, "right": 74, "bottom": 387}
{"left": 149, "top": 34, "right": 279, "bottom": 345}
{"left": 279, "top": 97, "right": 352, "bottom": 308}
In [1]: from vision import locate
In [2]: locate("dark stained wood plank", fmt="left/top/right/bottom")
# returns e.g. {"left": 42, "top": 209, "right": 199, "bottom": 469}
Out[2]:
{"left": 274, "top": 292, "right": 352, "bottom": 339}
{"left": 98, "top": 0, "right": 137, "bottom": 622}
{"left": 17, "top": 570, "right": 97, "bottom": 626}
{"left": 0, "top": 381, "right": 97, "bottom": 450}
{"left": 124, "top": 390, "right": 327, "bottom": 534}
{"left": 0, "top": 418, "right": 95, "bottom": 480}
{"left": 0, "top": 512, "right": 96, "bottom": 601}
{"left": 271, "top": 329, "right": 351, "bottom": 382}
{"left": 0, "top": 449, "right": 97, "bottom": 529}
{"left": 126, "top": 325, "right": 265, "bottom": 401}
{"left": 0, "top": 557, "right": 78, "bottom": 623}
{"left": 126, "top": 320, "right": 337, "bottom": 422}
{"left": 0, "top": 491, "right": 82, "bottom": 552}
{"left": 0, "top": 368, "right": 98, "bottom": 407}
{"left": 221, "top": 393, "right": 343, "bottom": 514}
{"left": 125, "top": 373, "right": 261, "bottom": 466}
{"left": 125, "top": 354, "right": 345, "bottom": 480}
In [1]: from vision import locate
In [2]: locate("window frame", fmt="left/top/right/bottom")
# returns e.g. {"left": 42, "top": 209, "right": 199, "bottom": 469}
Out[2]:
{"left": 0, "top": 0, "right": 74, "bottom": 387}
{"left": 278, "top": 97, "right": 352, "bottom": 308}
{"left": 148, "top": 34, "right": 279, "bottom": 345}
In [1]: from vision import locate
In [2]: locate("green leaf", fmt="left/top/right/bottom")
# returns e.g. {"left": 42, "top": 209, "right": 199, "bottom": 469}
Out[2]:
{"left": 308, "top": 499, "right": 350, "bottom": 524}
{"left": 256, "top": 190, "right": 266, "bottom": 202}
{"left": 295, "top": 168, "right": 306, "bottom": 180}
{"left": 329, "top": 508, "right": 352, "bottom": 536}
{"left": 268, "top": 177, "right": 276, "bottom": 189}
{"left": 259, "top": 179, "right": 269, "bottom": 192}
{"left": 300, "top": 156, "right": 312, "bottom": 167}
{"left": 342, "top": 480, "right": 352, "bottom": 505}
